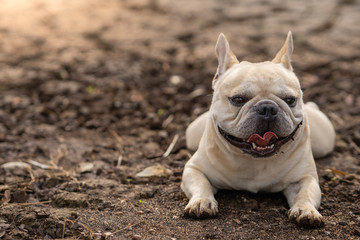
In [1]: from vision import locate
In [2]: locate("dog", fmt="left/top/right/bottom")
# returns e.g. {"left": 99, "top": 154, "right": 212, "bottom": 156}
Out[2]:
{"left": 181, "top": 32, "right": 335, "bottom": 227}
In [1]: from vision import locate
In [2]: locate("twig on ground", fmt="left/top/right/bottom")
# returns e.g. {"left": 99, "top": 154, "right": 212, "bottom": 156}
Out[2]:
{"left": 62, "top": 218, "right": 75, "bottom": 238}
{"left": 62, "top": 219, "right": 95, "bottom": 239}
{"left": 109, "top": 129, "right": 126, "bottom": 145}
{"left": 163, "top": 134, "right": 179, "bottom": 157}
{"left": 0, "top": 190, "right": 10, "bottom": 205}
{"left": 28, "top": 168, "right": 35, "bottom": 185}
{"left": 162, "top": 114, "right": 174, "bottom": 128}
{"left": 1, "top": 161, "right": 35, "bottom": 186}
{"left": 39, "top": 144, "right": 80, "bottom": 183}
{"left": 78, "top": 222, "right": 95, "bottom": 239}
{"left": 28, "top": 159, "right": 55, "bottom": 170}
{"left": 0, "top": 185, "right": 9, "bottom": 191}
{"left": 328, "top": 112, "right": 345, "bottom": 127}
{"left": 189, "top": 88, "right": 206, "bottom": 99}
{"left": 50, "top": 144, "right": 68, "bottom": 167}
{"left": 111, "top": 221, "right": 144, "bottom": 235}
{"left": 347, "top": 137, "right": 360, "bottom": 154}
{"left": 6, "top": 200, "right": 52, "bottom": 206}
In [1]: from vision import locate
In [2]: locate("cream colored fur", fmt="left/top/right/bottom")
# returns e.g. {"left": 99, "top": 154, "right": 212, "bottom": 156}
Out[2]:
{"left": 186, "top": 103, "right": 335, "bottom": 159}
{"left": 181, "top": 32, "right": 335, "bottom": 227}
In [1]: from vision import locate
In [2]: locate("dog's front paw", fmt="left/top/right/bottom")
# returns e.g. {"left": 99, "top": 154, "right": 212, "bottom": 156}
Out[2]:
{"left": 288, "top": 204, "right": 324, "bottom": 228}
{"left": 184, "top": 197, "right": 218, "bottom": 218}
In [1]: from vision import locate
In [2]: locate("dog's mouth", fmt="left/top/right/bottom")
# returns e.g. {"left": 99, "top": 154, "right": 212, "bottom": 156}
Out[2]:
{"left": 218, "top": 122, "right": 302, "bottom": 158}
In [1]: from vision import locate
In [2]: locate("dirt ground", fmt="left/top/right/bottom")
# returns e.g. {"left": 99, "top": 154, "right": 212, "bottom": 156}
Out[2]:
{"left": 0, "top": 0, "right": 359, "bottom": 239}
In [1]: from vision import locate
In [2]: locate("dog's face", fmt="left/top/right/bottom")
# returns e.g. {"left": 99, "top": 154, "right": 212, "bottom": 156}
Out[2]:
{"left": 211, "top": 33, "right": 304, "bottom": 157}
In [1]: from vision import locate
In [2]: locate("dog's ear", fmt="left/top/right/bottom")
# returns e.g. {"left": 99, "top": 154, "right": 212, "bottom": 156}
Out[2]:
{"left": 213, "top": 33, "right": 239, "bottom": 87}
{"left": 272, "top": 31, "right": 293, "bottom": 71}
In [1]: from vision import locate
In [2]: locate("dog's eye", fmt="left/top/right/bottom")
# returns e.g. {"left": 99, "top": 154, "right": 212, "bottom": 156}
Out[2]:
{"left": 284, "top": 96, "right": 297, "bottom": 107}
{"left": 229, "top": 96, "right": 247, "bottom": 106}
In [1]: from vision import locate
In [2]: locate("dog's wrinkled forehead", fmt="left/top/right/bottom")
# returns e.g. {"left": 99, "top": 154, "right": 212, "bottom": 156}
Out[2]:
{"left": 218, "top": 61, "right": 301, "bottom": 98}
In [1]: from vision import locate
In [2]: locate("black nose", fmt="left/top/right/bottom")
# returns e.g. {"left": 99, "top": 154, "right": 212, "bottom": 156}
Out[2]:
{"left": 256, "top": 103, "right": 279, "bottom": 122}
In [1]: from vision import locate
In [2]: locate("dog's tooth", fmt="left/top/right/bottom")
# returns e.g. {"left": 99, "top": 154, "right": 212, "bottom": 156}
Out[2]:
{"left": 252, "top": 143, "right": 274, "bottom": 152}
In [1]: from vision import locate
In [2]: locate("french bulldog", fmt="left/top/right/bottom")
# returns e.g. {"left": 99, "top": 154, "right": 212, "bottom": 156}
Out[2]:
{"left": 181, "top": 32, "right": 335, "bottom": 227}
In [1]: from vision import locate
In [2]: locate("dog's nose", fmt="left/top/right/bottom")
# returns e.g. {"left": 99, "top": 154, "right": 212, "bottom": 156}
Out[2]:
{"left": 256, "top": 102, "right": 279, "bottom": 122}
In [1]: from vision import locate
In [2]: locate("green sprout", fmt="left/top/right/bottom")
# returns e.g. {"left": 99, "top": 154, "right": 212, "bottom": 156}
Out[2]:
{"left": 86, "top": 85, "right": 95, "bottom": 94}
{"left": 157, "top": 108, "right": 165, "bottom": 116}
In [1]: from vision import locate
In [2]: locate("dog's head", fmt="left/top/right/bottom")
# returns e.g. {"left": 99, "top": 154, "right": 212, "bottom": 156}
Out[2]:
{"left": 211, "top": 32, "right": 304, "bottom": 157}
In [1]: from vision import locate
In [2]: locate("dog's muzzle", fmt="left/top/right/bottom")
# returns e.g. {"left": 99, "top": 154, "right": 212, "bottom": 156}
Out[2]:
{"left": 218, "top": 121, "right": 302, "bottom": 157}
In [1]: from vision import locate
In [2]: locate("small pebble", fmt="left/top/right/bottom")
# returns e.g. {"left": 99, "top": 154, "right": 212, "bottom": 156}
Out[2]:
{"left": 169, "top": 75, "right": 184, "bottom": 86}
{"left": 132, "top": 234, "right": 142, "bottom": 240}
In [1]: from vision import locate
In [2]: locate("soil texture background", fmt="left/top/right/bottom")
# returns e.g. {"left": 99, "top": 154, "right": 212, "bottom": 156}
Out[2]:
{"left": 0, "top": 0, "right": 360, "bottom": 239}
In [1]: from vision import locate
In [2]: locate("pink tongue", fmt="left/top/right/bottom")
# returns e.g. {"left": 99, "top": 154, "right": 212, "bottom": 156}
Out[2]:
{"left": 246, "top": 132, "right": 278, "bottom": 147}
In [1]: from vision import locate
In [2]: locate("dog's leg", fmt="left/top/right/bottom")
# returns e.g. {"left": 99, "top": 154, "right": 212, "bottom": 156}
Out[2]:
{"left": 181, "top": 165, "right": 218, "bottom": 218}
{"left": 283, "top": 176, "right": 323, "bottom": 227}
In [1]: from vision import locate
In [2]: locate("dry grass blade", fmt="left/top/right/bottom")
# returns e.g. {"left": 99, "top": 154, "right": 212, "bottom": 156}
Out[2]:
{"left": 331, "top": 168, "right": 348, "bottom": 177}
{"left": 110, "top": 129, "right": 126, "bottom": 145}
{"left": 117, "top": 155, "right": 123, "bottom": 168}
{"left": 163, "top": 134, "right": 179, "bottom": 157}
{"left": 110, "top": 129, "right": 125, "bottom": 168}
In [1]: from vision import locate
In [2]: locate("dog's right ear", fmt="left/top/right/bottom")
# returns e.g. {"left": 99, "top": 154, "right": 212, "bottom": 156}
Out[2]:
{"left": 272, "top": 31, "right": 293, "bottom": 71}
{"left": 213, "top": 33, "right": 239, "bottom": 88}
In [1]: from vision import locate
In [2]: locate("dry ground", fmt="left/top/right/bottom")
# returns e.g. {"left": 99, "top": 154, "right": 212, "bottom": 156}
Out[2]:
{"left": 0, "top": 0, "right": 359, "bottom": 239}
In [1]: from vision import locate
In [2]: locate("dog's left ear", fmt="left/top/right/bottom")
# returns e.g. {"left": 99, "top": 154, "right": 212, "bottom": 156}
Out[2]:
{"left": 272, "top": 31, "right": 294, "bottom": 71}
{"left": 213, "top": 33, "right": 239, "bottom": 87}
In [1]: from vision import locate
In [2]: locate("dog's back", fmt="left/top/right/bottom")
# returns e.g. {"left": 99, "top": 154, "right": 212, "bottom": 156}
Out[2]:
{"left": 186, "top": 111, "right": 209, "bottom": 151}
{"left": 305, "top": 102, "right": 335, "bottom": 158}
